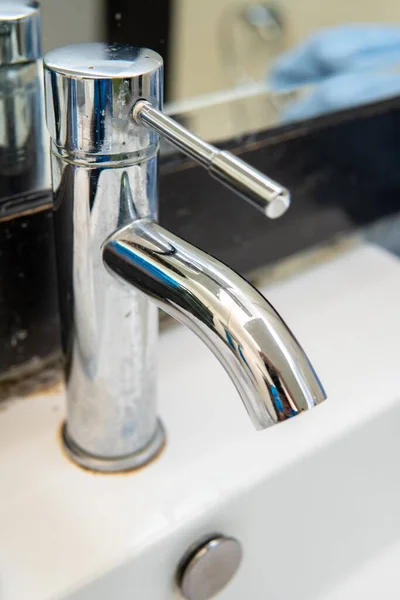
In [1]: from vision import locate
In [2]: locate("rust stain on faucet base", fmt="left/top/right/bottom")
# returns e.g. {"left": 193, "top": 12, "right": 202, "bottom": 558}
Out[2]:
{"left": 57, "top": 421, "right": 167, "bottom": 476}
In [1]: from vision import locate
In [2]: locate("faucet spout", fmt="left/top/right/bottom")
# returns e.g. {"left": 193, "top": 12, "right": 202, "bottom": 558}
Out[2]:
{"left": 103, "top": 219, "right": 326, "bottom": 429}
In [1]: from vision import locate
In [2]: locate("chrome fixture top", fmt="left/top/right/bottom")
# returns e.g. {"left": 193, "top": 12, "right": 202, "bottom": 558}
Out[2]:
{"left": 0, "top": 1, "right": 49, "bottom": 203}
{"left": 44, "top": 43, "right": 326, "bottom": 472}
{"left": 0, "top": 1, "right": 41, "bottom": 66}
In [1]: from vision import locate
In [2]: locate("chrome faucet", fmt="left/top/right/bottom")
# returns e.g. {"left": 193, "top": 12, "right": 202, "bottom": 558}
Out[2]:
{"left": 43, "top": 43, "right": 326, "bottom": 473}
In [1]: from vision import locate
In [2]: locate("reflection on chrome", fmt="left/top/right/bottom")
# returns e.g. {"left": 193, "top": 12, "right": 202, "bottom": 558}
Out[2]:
{"left": 44, "top": 42, "right": 326, "bottom": 473}
{"left": 104, "top": 215, "right": 326, "bottom": 434}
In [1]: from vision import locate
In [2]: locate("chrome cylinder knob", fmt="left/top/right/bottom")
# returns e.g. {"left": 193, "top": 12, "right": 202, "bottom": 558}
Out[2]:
{"left": 0, "top": 1, "right": 41, "bottom": 66}
{"left": 0, "top": 0, "right": 49, "bottom": 195}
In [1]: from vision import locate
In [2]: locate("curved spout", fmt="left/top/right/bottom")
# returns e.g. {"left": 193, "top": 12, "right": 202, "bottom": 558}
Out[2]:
{"left": 103, "top": 218, "right": 326, "bottom": 429}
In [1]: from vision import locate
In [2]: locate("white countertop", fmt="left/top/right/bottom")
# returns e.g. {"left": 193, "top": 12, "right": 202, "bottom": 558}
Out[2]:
{"left": 2, "top": 243, "right": 400, "bottom": 600}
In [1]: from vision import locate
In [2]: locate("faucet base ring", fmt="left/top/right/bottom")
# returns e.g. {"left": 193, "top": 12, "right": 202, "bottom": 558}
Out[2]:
{"left": 61, "top": 420, "right": 166, "bottom": 473}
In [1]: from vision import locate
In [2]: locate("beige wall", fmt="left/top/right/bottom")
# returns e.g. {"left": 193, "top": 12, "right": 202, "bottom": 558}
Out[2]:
{"left": 170, "top": 0, "right": 400, "bottom": 101}
{"left": 39, "top": 0, "right": 106, "bottom": 54}
{"left": 38, "top": 0, "right": 400, "bottom": 101}
{"left": 35, "top": 1, "right": 400, "bottom": 140}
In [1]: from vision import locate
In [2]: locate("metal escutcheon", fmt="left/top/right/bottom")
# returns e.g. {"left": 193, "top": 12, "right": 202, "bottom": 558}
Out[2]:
{"left": 177, "top": 534, "right": 243, "bottom": 600}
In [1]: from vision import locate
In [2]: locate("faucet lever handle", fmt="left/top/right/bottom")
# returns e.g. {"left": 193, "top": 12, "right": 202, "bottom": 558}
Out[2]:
{"left": 133, "top": 100, "right": 290, "bottom": 219}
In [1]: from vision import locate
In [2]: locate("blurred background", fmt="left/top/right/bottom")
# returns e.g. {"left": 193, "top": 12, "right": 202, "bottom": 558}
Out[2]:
{"left": 2, "top": 0, "right": 400, "bottom": 386}
{"left": 38, "top": 0, "right": 400, "bottom": 141}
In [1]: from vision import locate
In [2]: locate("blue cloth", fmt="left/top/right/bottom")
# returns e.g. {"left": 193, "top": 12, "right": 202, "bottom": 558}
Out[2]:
{"left": 268, "top": 25, "right": 400, "bottom": 121}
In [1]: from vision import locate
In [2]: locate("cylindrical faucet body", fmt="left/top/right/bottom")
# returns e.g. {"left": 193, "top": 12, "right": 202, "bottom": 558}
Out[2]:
{"left": 44, "top": 45, "right": 166, "bottom": 468}
{"left": 0, "top": 1, "right": 57, "bottom": 381}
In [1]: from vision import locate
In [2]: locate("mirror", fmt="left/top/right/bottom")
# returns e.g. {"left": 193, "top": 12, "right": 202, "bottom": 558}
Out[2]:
{"left": 39, "top": 0, "right": 400, "bottom": 142}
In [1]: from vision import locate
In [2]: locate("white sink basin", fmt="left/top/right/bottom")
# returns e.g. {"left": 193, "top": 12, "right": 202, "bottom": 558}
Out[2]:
{"left": 2, "top": 243, "right": 400, "bottom": 600}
